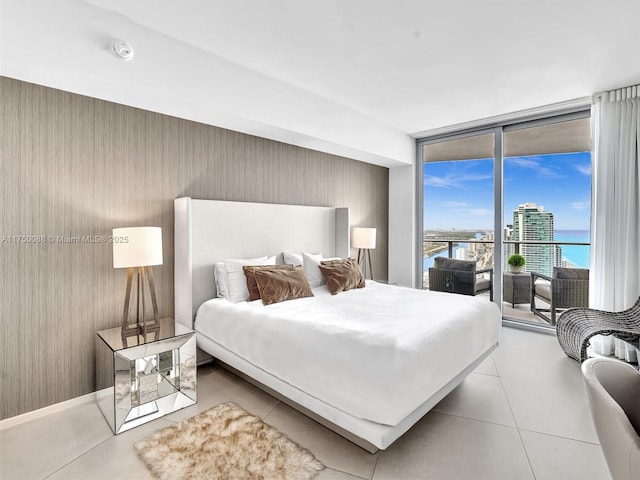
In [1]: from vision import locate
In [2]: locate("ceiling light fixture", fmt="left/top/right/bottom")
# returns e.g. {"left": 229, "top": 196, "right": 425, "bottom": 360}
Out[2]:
{"left": 112, "top": 40, "right": 134, "bottom": 61}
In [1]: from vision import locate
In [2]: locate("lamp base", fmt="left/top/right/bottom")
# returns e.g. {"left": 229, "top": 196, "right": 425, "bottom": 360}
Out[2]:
{"left": 121, "top": 266, "right": 161, "bottom": 342}
{"left": 356, "top": 248, "right": 374, "bottom": 280}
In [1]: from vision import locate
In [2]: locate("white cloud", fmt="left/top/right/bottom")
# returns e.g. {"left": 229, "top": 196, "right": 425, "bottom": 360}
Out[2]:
{"left": 424, "top": 173, "right": 492, "bottom": 188}
{"left": 505, "top": 156, "right": 562, "bottom": 177}
{"left": 469, "top": 208, "right": 493, "bottom": 216}
{"left": 575, "top": 164, "right": 591, "bottom": 175}
{"left": 507, "top": 157, "right": 539, "bottom": 168}
{"left": 424, "top": 175, "right": 453, "bottom": 188}
{"left": 571, "top": 201, "right": 589, "bottom": 210}
{"left": 442, "top": 201, "right": 470, "bottom": 208}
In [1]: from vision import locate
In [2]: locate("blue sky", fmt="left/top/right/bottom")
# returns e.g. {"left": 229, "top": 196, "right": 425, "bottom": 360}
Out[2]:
{"left": 423, "top": 151, "right": 592, "bottom": 231}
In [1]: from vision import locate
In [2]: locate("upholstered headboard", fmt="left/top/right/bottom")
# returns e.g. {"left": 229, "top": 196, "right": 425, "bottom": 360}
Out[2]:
{"left": 174, "top": 197, "right": 350, "bottom": 328}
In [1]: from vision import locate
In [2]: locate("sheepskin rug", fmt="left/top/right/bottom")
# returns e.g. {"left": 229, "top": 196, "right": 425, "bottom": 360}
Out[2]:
{"left": 135, "top": 402, "right": 324, "bottom": 480}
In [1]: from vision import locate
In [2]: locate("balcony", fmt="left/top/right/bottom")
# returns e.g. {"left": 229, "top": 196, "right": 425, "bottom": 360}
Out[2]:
{"left": 423, "top": 238, "right": 590, "bottom": 327}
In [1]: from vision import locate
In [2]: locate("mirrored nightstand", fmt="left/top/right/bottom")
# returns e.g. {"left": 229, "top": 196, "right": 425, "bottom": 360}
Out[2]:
{"left": 96, "top": 318, "right": 196, "bottom": 434}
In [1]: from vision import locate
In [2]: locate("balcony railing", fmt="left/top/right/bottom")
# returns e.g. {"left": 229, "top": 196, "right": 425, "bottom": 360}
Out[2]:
{"left": 504, "top": 239, "right": 590, "bottom": 252}
{"left": 423, "top": 239, "right": 590, "bottom": 272}
{"left": 424, "top": 239, "right": 494, "bottom": 259}
{"left": 423, "top": 238, "right": 591, "bottom": 325}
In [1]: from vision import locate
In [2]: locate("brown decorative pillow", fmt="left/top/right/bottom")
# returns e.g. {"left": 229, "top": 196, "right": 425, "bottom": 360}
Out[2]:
{"left": 318, "top": 258, "right": 365, "bottom": 295}
{"left": 254, "top": 266, "right": 314, "bottom": 305}
{"left": 243, "top": 264, "right": 296, "bottom": 301}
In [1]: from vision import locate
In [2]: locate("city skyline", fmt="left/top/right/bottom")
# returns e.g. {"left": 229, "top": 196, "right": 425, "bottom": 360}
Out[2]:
{"left": 423, "top": 151, "right": 592, "bottom": 231}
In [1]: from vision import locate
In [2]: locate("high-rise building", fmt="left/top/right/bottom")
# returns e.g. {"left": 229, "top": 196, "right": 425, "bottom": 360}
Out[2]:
{"left": 510, "top": 202, "right": 561, "bottom": 276}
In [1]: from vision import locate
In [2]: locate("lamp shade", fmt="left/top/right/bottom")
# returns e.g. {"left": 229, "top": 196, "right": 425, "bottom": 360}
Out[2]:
{"left": 352, "top": 227, "right": 376, "bottom": 249}
{"left": 113, "top": 227, "right": 163, "bottom": 268}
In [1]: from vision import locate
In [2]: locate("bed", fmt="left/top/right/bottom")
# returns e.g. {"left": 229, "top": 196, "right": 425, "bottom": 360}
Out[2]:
{"left": 174, "top": 197, "right": 501, "bottom": 452}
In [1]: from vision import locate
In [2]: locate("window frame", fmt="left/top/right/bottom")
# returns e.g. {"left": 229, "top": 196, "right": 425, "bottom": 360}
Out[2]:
{"left": 415, "top": 109, "right": 591, "bottom": 321}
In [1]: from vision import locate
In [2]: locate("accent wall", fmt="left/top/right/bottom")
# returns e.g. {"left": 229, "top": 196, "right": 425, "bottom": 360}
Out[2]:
{"left": 0, "top": 77, "right": 389, "bottom": 419}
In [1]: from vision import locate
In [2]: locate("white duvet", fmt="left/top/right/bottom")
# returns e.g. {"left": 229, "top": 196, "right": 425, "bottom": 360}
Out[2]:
{"left": 195, "top": 281, "right": 501, "bottom": 426}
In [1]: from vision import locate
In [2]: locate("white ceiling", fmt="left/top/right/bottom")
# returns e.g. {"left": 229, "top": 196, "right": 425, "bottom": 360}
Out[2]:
{"left": 2, "top": 0, "right": 639, "bottom": 167}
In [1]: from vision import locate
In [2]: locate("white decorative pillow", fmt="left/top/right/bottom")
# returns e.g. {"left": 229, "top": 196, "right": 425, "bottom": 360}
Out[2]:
{"left": 283, "top": 252, "right": 303, "bottom": 266}
{"left": 224, "top": 256, "right": 276, "bottom": 303}
{"left": 302, "top": 252, "right": 339, "bottom": 288}
{"left": 214, "top": 262, "right": 229, "bottom": 298}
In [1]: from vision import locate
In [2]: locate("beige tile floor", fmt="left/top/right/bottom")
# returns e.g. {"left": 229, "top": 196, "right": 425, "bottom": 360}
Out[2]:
{"left": 0, "top": 326, "right": 611, "bottom": 480}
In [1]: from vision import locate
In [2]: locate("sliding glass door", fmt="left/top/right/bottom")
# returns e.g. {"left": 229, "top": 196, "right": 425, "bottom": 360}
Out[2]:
{"left": 422, "top": 132, "right": 495, "bottom": 293}
{"left": 418, "top": 112, "right": 591, "bottom": 328}
{"left": 502, "top": 117, "right": 591, "bottom": 325}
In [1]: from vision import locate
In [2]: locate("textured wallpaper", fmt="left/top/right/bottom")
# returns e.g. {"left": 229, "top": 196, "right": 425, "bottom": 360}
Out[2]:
{"left": 0, "top": 77, "right": 389, "bottom": 419}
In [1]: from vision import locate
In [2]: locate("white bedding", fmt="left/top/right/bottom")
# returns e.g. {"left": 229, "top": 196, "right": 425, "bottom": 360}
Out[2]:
{"left": 195, "top": 281, "right": 501, "bottom": 426}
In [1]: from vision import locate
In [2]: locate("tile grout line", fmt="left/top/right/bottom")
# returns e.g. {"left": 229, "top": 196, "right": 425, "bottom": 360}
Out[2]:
{"left": 496, "top": 369, "right": 538, "bottom": 480}
{"left": 470, "top": 371, "right": 500, "bottom": 378}
{"left": 431, "top": 409, "right": 518, "bottom": 430}
{"left": 261, "top": 400, "right": 281, "bottom": 421}
{"left": 260, "top": 400, "right": 373, "bottom": 479}
{"left": 433, "top": 356, "right": 525, "bottom": 429}
{"left": 326, "top": 466, "right": 371, "bottom": 480}
{"left": 369, "top": 447, "right": 382, "bottom": 480}
{"left": 516, "top": 427, "right": 601, "bottom": 446}
{"left": 41, "top": 435, "right": 112, "bottom": 480}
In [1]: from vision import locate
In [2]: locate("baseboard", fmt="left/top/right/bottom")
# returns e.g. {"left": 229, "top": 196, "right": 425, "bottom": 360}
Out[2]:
{"left": 2, "top": 351, "right": 213, "bottom": 431}
{"left": 0, "top": 391, "right": 97, "bottom": 431}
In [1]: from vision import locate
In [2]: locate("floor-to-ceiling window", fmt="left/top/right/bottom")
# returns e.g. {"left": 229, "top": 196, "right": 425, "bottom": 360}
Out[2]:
{"left": 503, "top": 117, "right": 591, "bottom": 324}
{"left": 418, "top": 111, "right": 592, "bottom": 328}
{"left": 422, "top": 132, "right": 495, "bottom": 290}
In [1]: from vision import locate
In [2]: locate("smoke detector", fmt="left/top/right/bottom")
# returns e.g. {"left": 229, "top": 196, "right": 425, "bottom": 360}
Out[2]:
{"left": 112, "top": 40, "right": 134, "bottom": 61}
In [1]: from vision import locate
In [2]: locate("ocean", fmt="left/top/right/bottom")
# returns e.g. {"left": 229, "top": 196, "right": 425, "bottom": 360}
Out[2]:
{"left": 422, "top": 229, "right": 590, "bottom": 271}
{"left": 554, "top": 230, "right": 590, "bottom": 268}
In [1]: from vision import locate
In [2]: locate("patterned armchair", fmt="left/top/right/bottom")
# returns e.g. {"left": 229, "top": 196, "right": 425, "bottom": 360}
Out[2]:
{"left": 557, "top": 296, "right": 640, "bottom": 362}
{"left": 428, "top": 257, "right": 493, "bottom": 301}
{"left": 531, "top": 267, "right": 589, "bottom": 325}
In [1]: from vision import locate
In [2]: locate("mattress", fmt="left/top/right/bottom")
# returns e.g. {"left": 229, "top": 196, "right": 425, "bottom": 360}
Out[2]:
{"left": 195, "top": 281, "right": 501, "bottom": 426}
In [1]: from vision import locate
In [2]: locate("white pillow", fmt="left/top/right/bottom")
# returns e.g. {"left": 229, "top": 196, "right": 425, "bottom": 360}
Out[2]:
{"left": 214, "top": 262, "right": 229, "bottom": 298}
{"left": 224, "top": 255, "right": 276, "bottom": 303}
{"left": 283, "top": 252, "right": 303, "bottom": 266}
{"left": 302, "top": 252, "right": 339, "bottom": 288}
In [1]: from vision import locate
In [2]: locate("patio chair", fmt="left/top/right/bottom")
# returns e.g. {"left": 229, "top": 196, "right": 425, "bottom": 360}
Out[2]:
{"left": 557, "top": 296, "right": 640, "bottom": 362}
{"left": 531, "top": 267, "right": 589, "bottom": 325}
{"left": 428, "top": 257, "right": 493, "bottom": 301}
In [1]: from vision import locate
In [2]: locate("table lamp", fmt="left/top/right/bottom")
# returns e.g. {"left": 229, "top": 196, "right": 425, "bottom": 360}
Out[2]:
{"left": 352, "top": 227, "right": 376, "bottom": 280}
{"left": 113, "top": 226, "right": 163, "bottom": 340}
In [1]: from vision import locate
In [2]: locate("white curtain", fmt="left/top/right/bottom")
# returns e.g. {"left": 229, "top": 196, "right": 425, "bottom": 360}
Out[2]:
{"left": 591, "top": 85, "right": 640, "bottom": 311}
